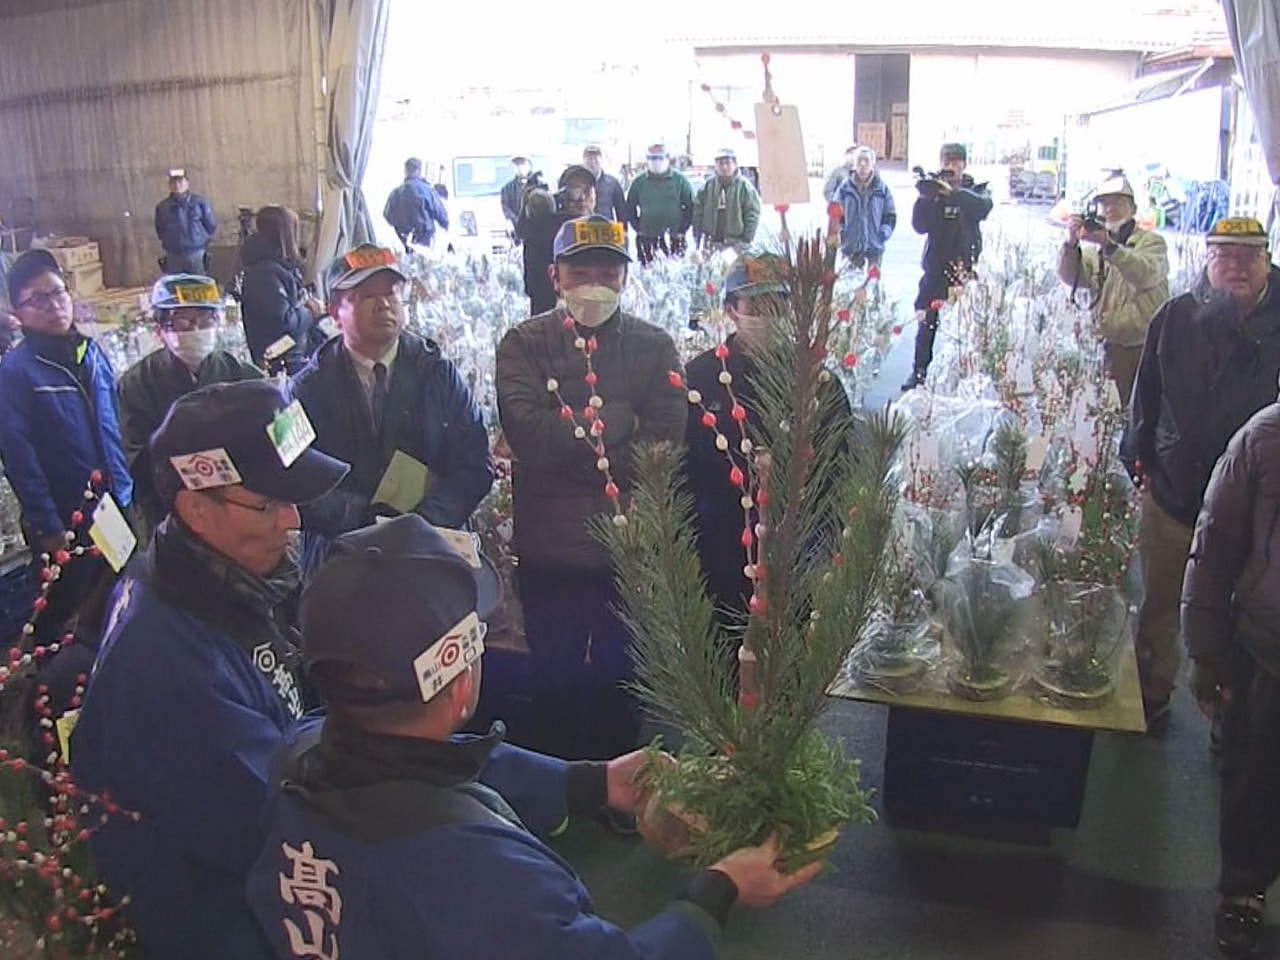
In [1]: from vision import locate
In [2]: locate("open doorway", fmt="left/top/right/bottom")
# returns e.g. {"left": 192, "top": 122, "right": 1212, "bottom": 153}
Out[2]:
{"left": 854, "top": 54, "right": 910, "bottom": 166}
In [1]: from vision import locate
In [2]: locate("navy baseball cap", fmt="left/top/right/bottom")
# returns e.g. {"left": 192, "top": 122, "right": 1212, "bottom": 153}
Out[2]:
{"left": 558, "top": 164, "right": 596, "bottom": 190}
{"left": 6, "top": 249, "right": 62, "bottom": 308}
{"left": 725, "top": 253, "right": 791, "bottom": 299}
{"left": 301, "top": 514, "right": 502, "bottom": 704}
{"left": 150, "top": 380, "right": 349, "bottom": 505}
{"left": 324, "top": 244, "right": 406, "bottom": 297}
{"left": 553, "top": 215, "right": 630, "bottom": 263}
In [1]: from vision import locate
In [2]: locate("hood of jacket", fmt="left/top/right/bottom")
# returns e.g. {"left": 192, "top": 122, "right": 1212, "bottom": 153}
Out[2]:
{"left": 240, "top": 231, "right": 300, "bottom": 270}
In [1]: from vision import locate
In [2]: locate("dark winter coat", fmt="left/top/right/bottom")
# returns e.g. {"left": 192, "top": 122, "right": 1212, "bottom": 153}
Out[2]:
{"left": 1183, "top": 400, "right": 1280, "bottom": 688}
{"left": 683, "top": 336, "right": 854, "bottom": 613}
{"left": 71, "top": 520, "right": 311, "bottom": 960}
{"left": 239, "top": 232, "right": 325, "bottom": 372}
{"left": 593, "top": 172, "right": 628, "bottom": 222}
{"left": 1127, "top": 267, "right": 1280, "bottom": 527}
{"left": 154, "top": 192, "right": 217, "bottom": 255}
{"left": 912, "top": 177, "right": 992, "bottom": 278}
{"left": 501, "top": 176, "right": 530, "bottom": 226}
{"left": 383, "top": 176, "right": 450, "bottom": 246}
{"left": 117, "top": 347, "right": 262, "bottom": 535}
{"left": 835, "top": 172, "right": 897, "bottom": 257}
{"left": 519, "top": 211, "right": 571, "bottom": 315}
{"left": 496, "top": 307, "right": 685, "bottom": 571}
{"left": 0, "top": 331, "right": 132, "bottom": 539}
{"left": 290, "top": 333, "right": 493, "bottom": 570}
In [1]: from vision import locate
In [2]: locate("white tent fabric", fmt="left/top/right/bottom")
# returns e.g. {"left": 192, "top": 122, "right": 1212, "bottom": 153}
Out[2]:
{"left": 0, "top": 0, "right": 321, "bottom": 287}
{"left": 313, "top": 0, "right": 390, "bottom": 277}
{"left": 1222, "top": 0, "right": 1280, "bottom": 241}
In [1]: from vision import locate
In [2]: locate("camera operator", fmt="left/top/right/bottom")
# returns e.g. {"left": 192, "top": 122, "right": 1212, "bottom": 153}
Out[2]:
{"left": 1058, "top": 173, "right": 1169, "bottom": 405}
{"left": 519, "top": 165, "right": 598, "bottom": 315}
{"left": 903, "top": 143, "right": 992, "bottom": 390}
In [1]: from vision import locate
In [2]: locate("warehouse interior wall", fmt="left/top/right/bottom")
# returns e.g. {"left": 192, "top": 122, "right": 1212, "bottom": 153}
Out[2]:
{"left": 0, "top": 0, "right": 323, "bottom": 287}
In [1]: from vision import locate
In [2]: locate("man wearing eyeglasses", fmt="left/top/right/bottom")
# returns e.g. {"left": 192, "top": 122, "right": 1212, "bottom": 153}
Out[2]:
{"left": 290, "top": 244, "right": 493, "bottom": 574}
{"left": 1126, "top": 217, "right": 1280, "bottom": 728}
{"left": 117, "top": 275, "right": 262, "bottom": 539}
{"left": 70, "top": 379, "right": 349, "bottom": 960}
{"left": 0, "top": 249, "right": 133, "bottom": 633}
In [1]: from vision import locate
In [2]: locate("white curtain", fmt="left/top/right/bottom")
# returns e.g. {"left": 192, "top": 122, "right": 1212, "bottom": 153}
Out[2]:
{"left": 1222, "top": 0, "right": 1280, "bottom": 241}
{"left": 313, "top": 0, "right": 391, "bottom": 276}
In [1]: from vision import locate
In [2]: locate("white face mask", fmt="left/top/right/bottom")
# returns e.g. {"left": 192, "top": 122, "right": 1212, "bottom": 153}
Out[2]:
{"left": 647, "top": 159, "right": 669, "bottom": 175}
{"left": 562, "top": 285, "right": 620, "bottom": 328}
{"left": 164, "top": 328, "right": 218, "bottom": 368}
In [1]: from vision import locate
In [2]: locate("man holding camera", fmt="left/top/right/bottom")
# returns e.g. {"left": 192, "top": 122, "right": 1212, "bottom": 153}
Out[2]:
{"left": 519, "top": 165, "right": 598, "bottom": 315}
{"left": 1057, "top": 173, "right": 1169, "bottom": 406}
{"left": 903, "top": 143, "right": 992, "bottom": 390}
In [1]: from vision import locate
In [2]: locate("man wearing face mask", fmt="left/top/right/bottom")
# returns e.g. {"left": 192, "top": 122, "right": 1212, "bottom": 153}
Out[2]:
{"left": 496, "top": 216, "right": 685, "bottom": 759}
{"left": 683, "top": 256, "right": 854, "bottom": 622}
{"left": 1058, "top": 174, "right": 1169, "bottom": 406}
{"left": 118, "top": 275, "right": 263, "bottom": 539}
{"left": 626, "top": 145, "right": 695, "bottom": 265}
{"left": 1126, "top": 217, "right": 1280, "bottom": 727}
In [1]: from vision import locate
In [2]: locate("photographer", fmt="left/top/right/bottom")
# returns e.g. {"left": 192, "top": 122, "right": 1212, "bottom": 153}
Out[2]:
{"left": 1057, "top": 174, "right": 1169, "bottom": 406}
{"left": 904, "top": 143, "right": 992, "bottom": 390}
{"left": 519, "top": 165, "right": 597, "bottom": 315}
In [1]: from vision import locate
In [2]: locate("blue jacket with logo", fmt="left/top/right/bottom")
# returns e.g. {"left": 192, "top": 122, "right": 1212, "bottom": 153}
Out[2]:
{"left": 154, "top": 192, "right": 218, "bottom": 255}
{"left": 70, "top": 528, "right": 313, "bottom": 960}
{"left": 248, "top": 725, "right": 721, "bottom": 960}
{"left": 835, "top": 172, "right": 897, "bottom": 257}
{"left": 0, "top": 335, "right": 132, "bottom": 539}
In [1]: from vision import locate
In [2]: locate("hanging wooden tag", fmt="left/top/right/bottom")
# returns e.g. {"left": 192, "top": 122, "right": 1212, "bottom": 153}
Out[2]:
{"left": 753, "top": 103, "right": 810, "bottom": 206}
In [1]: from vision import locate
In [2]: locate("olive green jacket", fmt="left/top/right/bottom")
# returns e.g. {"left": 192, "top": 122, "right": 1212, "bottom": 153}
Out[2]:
{"left": 1057, "top": 226, "right": 1170, "bottom": 348}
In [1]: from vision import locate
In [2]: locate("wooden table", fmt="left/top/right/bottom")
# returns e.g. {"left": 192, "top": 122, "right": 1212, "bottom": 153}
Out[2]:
{"left": 829, "top": 644, "right": 1146, "bottom": 831}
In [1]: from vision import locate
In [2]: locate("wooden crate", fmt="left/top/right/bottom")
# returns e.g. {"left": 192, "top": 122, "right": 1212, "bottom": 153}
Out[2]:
{"left": 890, "top": 115, "right": 909, "bottom": 162}
{"left": 856, "top": 122, "right": 887, "bottom": 160}
{"left": 39, "top": 238, "right": 100, "bottom": 271}
{"left": 65, "top": 262, "right": 104, "bottom": 297}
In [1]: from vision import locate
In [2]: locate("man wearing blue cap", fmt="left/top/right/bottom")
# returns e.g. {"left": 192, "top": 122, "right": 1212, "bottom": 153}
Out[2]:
{"left": 497, "top": 216, "right": 685, "bottom": 759}
{"left": 118, "top": 274, "right": 262, "bottom": 537}
{"left": 626, "top": 145, "right": 695, "bottom": 264}
{"left": 291, "top": 244, "right": 493, "bottom": 574}
{"left": 683, "top": 255, "right": 853, "bottom": 619}
{"left": 692, "top": 148, "right": 761, "bottom": 253}
{"left": 248, "top": 513, "right": 821, "bottom": 960}
{"left": 72, "top": 379, "right": 349, "bottom": 960}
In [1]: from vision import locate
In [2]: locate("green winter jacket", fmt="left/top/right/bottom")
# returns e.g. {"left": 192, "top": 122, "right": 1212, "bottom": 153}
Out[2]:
{"left": 626, "top": 170, "right": 695, "bottom": 238}
{"left": 118, "top": 347, "right": 263, "bottom": 534}
{"left": 1057, "top": 225, "right": 1170, "bottom": 348}
{"left": 692, "top": 174, "right": 761, "bottom": 248}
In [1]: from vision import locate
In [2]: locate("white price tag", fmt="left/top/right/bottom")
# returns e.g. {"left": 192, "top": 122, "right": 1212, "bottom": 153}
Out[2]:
{"left": 1015, "top": 360, "right": 1035, "bottom": 395}
{"left": 915, "top": 434, "right": 941, "bottom": 472}
{"left": 1026, "top": 435, "right": 1048, "bottom": 472}
{"left": 89, "top": 492, "right": 137, "bottom": 573}
{"left": 266, "top": 400, "right": 317, "bottom": 468}
{"left": 1059, "top": 505, "right": 1084, "bottom": 548}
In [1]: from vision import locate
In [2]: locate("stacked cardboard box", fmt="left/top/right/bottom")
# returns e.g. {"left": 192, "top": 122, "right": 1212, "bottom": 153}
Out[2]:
{"left": 37, "top": 237, "right": 104, "bottom": 296}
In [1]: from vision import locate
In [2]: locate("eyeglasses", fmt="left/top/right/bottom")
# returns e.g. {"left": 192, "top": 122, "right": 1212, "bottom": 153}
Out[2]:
{"left": 16, "top": 287, "right": 70, "bottom": 311}
{"left": 1207, "top": 248, "right": 1267, "bottom": 265}
{"left": 212, "top": 492, "right": 293, "bottom": 516}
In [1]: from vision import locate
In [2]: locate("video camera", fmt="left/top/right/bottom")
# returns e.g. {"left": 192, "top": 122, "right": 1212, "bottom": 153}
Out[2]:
{"left": 912, "top": 166, "right": 959, "bottom": 198}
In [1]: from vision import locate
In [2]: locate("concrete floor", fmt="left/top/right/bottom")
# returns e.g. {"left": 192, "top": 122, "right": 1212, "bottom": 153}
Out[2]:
{"left": 546, "top": 181, "right": 1236, "bottom": 958}
{"left": 552, "top": 690, "right": 1231, "bottom": 960}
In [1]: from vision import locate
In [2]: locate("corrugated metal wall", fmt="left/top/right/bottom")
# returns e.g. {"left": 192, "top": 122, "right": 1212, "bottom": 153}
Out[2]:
{"left": 0, "top": 0, "right": 322, "bottom": 286}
